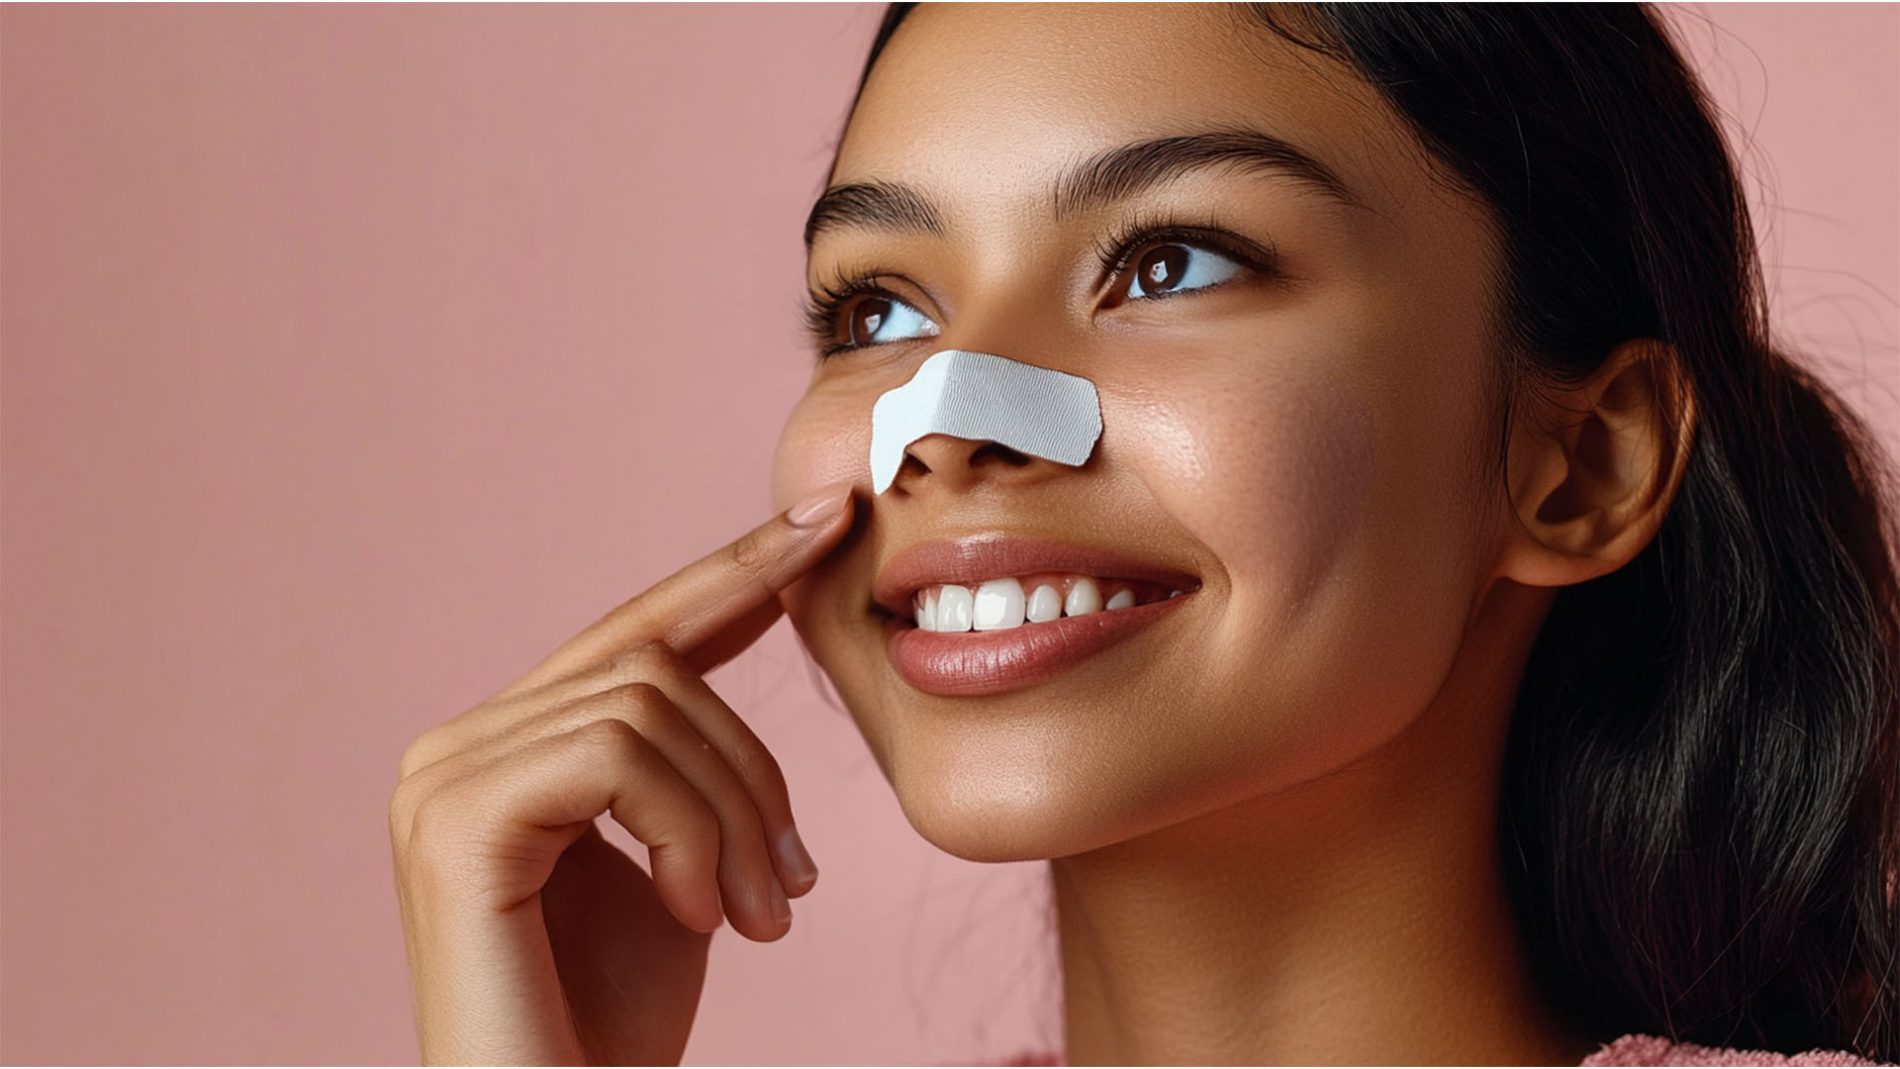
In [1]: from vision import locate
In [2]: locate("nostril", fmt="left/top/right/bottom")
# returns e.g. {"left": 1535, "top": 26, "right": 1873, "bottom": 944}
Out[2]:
{"left": 970, "top": 442, "right": 1032, "bottom": 467}
{"left": 895, "top": 436, "right": 1036, "bottom": 491}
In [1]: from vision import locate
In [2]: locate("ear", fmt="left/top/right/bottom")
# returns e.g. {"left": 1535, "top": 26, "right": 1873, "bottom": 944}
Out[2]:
{"left": 1495, "top": 339, "right": 1698, "bottom": 588}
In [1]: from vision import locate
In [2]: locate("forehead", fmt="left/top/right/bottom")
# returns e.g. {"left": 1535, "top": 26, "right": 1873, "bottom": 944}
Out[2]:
{"left": 829, "top": 4, "right": 1413, "bottom": 222}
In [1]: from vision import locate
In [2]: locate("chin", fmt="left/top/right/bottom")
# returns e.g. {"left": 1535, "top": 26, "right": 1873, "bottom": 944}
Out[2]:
{"left": 898, "top": 798, "right": 1079, "bottom": 864}
{"left": 871, "top": 739, "right": 1131, "bottom": 863}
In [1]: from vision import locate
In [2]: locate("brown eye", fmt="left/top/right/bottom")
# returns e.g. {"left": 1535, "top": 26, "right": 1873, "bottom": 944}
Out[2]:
{"left": 834, "top": 291, "right": 937, "bottom": 351}
{"left": 1134, "top": 245, "right": 1190, "bottom": 295}
{"left": 1121, "top": 240, "right": 1245, "bottom": 301}
{"left": 848, "top": 298, "right": 891, "bottom": 345}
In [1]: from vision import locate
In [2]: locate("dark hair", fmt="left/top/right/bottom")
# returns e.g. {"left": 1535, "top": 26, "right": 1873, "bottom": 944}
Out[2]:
{"left": 833, "top": 3, "right": 1899, "bottom": 1060}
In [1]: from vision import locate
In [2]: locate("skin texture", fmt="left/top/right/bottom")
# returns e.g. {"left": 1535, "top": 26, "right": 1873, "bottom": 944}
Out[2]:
{"left": 772, "top": 5, "right": 1697, "bottom": 1064}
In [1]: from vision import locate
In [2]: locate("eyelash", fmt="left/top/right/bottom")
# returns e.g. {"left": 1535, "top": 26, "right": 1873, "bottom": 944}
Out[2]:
{"left": 801, "top": 211, "right": 1276, "bottom": 359}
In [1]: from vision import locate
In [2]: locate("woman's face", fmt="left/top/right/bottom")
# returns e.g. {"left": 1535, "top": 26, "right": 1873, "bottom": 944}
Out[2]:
{"left": 771, "top": 4, "right": 1510, "bottom": 861}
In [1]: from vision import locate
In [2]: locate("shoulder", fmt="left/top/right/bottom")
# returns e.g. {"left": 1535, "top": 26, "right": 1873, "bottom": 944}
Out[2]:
{"left": 1581, "top": 1032, "right": 1887, "bottom": 1066}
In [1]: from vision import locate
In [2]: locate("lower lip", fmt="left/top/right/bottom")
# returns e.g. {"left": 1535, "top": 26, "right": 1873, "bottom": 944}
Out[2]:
{"left": 880, "top": 594, "right": 1194, "bottom": 697}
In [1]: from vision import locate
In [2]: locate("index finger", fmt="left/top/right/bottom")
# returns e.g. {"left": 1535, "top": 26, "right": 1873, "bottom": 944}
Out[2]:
{"left": 507, "top": 481, "right": 857, "bottom": 692}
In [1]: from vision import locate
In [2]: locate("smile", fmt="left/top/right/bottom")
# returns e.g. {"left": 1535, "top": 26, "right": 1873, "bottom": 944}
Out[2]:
{"left": 909, "top": 573, "right": 1184, "bottom": 632}
{"left": 871, "top": 535, "right": 1202, "bottom": 697}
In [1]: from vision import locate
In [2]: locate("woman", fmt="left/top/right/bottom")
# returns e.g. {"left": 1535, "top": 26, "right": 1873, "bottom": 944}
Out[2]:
{"left": 388, "top": 4, "right": 1898, "bottom": 1064}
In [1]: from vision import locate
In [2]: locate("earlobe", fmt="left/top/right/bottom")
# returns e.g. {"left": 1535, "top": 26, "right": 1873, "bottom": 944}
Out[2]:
{"left": 1497, "top": 339, "right": 1698, "bottom": 589}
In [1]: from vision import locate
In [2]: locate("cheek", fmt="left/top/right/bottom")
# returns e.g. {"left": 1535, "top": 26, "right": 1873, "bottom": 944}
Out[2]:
{"left": 1091, "top": 336, "right": 1488, "bottom": 807}
{"left": 770, "top": 380, "right": 880, "bottom": 641}
{"left": 1108, "top": 358, "right": 1374, "bottom": 624}
{"left": 770, "top": 382, "right": 873, "bottom": 513}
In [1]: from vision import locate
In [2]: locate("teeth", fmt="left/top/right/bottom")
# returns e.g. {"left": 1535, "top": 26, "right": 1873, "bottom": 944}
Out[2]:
{"left": 972, "top": 578, "right": 1026, "bottom": 630}
{"left": 908, "top": 572, "right": 1188, "bottom": 630}
{"left": 935, "top": 584, "right": 974, "bottom": 632}
{"left": 1064, "top": 576, "right": 1103, "bottom": 617}
{"left": 1026, "top": 584, "right": 1062, "bottom": 623}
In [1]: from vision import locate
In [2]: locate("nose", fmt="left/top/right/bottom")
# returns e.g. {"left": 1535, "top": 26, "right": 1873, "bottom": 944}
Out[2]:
{"left": 868, "top": 348, "right": 1103, "bottom": 495}
{"left": 889, "top": 432, "right": 1048, "bottom": 495}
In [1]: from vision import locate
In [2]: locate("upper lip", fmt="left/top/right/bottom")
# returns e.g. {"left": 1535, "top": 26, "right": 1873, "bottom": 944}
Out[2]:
{"left": 871, "top": 533, "right": 1202, "bottom": 617}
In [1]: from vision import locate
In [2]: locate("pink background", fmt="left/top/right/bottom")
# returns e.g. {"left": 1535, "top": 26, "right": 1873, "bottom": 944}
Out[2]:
{"left": 2, "top": 4, "right": 1894, "bottom": 1064}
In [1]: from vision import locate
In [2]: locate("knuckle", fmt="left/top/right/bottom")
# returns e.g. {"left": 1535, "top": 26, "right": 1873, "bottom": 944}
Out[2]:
{"left": 389, "top": 775, "right": 420, "bottom": 823}
{"left": 600, "top": 680, "right": 670, "bottom": 723}
{"left": 726, "top": 527, "right": 772, "bottom": 574}
{"left": 387, "top": 764, "right": 501, "bottom": 894}
{"left": 389, "top": 802, "right": 433, "bottom": 870}
{"left": 640, "top": 638, "right": 686, "bottom": 671}
{"left": 403, "top": 787, "right": 460, "bottom": 851}
{"left": 387, "top": 791, "right": 412, "bottom": 850}
{"left": 397, "top": 732, "right": 438, "bottom": 782}
{"left": 577, "top": 714, "right": 646, "bottom": 759}
{"left": 603, "top": 640, "right": 675, "bottom": 683}
{"left": 397, "top": 695, "right": 492, "bottom": 780}
{"left": 640, "top": 780, "right": 719, "bottom": 853}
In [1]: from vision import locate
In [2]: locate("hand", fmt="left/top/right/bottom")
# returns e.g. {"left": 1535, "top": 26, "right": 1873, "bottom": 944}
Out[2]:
{"left": 388, "top": 483, "right": 854, "bottom": 1065}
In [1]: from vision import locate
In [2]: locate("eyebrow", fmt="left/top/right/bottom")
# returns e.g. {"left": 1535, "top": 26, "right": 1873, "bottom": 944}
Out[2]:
{"left": 803, "top": 128, "right": 1361, "bottom": 250}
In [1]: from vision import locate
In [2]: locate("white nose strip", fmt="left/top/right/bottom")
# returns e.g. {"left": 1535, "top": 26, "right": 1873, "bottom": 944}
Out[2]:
{"left": 869, "top": 349, "right": 1102, "bottom": 494}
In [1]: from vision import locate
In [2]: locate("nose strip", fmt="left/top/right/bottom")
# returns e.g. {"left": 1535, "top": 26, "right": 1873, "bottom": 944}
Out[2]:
{"left": 868, "top": 349, "right": 1103, "bottom": 494}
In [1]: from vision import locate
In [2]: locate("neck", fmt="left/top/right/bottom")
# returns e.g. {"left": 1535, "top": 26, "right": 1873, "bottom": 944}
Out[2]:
{"left": 1051, "top": 580, "right": 1600, "bottom": 1065}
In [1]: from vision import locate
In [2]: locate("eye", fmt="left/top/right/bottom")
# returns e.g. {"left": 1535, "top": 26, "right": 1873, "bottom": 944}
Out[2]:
{"left": 1092, "top": 216, "right": 1273, "bottom": 307}
{"left": 845, "top": 293, "right": 938, "bottom": 347}
{"left": 802, "top": 275, "right": 941, "bottom": 359}
{"left": 1122, "top": 242, "right": 1246, "bottom": 300}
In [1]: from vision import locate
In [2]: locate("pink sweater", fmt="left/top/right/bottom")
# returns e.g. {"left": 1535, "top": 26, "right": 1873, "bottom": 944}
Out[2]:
{"left": 1579, "top": 1034, "right": 1883, "bottom": 1066}
{"left": 995, "top": 1033, "right": 1886, "bottom": 1065}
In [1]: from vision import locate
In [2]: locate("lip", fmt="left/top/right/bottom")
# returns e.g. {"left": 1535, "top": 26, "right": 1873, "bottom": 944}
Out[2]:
{"left": 880, "top": 593, "right": 1195, "bottom": 697}
{"left": 871, "top": 533, "right": 1202, "bottom": 697}
{"left": 871, "top": 534, "right": 1202, "bottom": 618}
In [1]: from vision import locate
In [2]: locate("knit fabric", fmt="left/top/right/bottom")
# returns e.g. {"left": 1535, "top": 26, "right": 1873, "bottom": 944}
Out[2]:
{"left": 1579, "top": 1033, "right": 1883, "bottom": 1066}
{"left": 990, "top": 1032, "right": 1887, "bottom": 1066}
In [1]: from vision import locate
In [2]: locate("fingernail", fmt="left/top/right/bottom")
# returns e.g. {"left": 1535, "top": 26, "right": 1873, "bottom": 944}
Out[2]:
{"left": 776, "top": 825, "right": 819, "bottom": 891}
{"left": 787, "top": 482, "right": 851, "bottom": 528}
{"left": 767, "top": 876, "right": 792, "bottom": 926}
